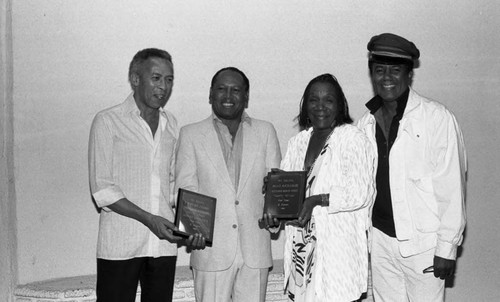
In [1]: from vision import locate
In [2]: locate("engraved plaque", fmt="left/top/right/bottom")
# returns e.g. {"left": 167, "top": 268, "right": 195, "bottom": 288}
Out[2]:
{"left": 263, "top": 171, "right": 307, "bottom": 219}
{"left": 174, "top": 188, "right": 216, "bottom": 246}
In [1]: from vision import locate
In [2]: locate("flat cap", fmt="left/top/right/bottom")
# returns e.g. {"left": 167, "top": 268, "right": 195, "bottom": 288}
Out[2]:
{"left": 367, "top": 33, "right": 420, "bottom": 62}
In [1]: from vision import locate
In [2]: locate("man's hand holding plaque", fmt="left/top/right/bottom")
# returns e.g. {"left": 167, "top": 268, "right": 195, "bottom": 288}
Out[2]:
{"left": 174, "top": 188, "right": 216, "bottom": 247}
{"left": 263, "top": 170, "right": 307, "bottom": 220}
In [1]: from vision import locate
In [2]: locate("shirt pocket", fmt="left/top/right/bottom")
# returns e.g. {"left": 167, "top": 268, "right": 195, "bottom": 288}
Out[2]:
{"left": 402, "top": 119, "right": 435, "bottom": 177}
{"left": 407, "top": 175, "right": 439, "bottom": 233}
{"left": 401, "top": 120, "right": 439, "bottom": 233}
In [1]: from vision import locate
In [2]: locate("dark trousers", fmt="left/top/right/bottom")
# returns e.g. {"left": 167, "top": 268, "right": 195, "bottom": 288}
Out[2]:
{"left": 96, "top": 256, "right": 177, "bottom": 302}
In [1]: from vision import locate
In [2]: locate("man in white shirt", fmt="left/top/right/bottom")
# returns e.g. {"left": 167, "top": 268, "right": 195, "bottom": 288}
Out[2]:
{"left": 89, "top": 48, "right": 204, "bottom": 302}
{"left": 357, "top": 33, "right": 467, "bottom": 302}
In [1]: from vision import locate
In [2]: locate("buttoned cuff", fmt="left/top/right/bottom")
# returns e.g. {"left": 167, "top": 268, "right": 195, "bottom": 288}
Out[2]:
{"left": 435, "top": 241, "right": 458, "bottom": 260}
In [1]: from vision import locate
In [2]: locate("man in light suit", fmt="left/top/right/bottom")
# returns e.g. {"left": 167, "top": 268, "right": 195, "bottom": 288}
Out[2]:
{"left": 175, "top": 67, "right": 281, "bottom": 302}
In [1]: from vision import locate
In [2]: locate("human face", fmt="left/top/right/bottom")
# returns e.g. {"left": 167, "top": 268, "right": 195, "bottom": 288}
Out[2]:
{"left": 132, "top": 57, "right": 174, "bottom": 112}
{"left": 371, "top": 63, "right": 412, "bottom": 102}
{"left": 306, "top": 82, "right": 339, "bottom": 131}
{"left": 209, "top": 70, "right": 249, "bottom": 122}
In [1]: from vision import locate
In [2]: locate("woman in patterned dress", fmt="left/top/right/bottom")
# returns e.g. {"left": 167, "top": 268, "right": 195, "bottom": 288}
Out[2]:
{"left": 278, "top": 74, "right": 376, "bottom": 301}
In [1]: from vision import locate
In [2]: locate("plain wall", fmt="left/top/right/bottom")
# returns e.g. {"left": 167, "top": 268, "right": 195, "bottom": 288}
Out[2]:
{"left": 1, "top": 0, "right": 17, "bottom": 301}
{"left": 8, "top": 1, "right": 500, "bottom": 300}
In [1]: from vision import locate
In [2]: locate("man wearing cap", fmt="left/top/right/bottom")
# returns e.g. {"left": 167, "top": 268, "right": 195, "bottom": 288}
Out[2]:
{"left": 357, "top": 33, "right": 467, "bottom": 301}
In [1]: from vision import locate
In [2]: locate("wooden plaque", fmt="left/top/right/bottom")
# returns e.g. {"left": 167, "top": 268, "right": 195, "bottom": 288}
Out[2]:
{"left": 263, "top": 171, "right": 307, "bottom": 219}
{"left": 174, "top": 188, "right": 216, "bottom": 247}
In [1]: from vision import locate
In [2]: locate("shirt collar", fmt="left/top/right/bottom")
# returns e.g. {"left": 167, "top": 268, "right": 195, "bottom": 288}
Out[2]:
{"left": 158, "top": 106, "right": 169, "bottom": 119}
{"left": 211, "top": 111, "right": 252, "bottom": 126}
{"left": 123, "top": 93, "right": 139, "bottom": 114}
{"left": 365, "top": 88, "right": 410, "bottom": 119}
{"left": 123, "top": 92, "right": 167, "bottom": 118}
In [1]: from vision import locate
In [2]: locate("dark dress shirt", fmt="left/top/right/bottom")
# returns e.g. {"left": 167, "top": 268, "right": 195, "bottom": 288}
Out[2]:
{"left": 365, "top": 88, "right": 409, "bottom": 238}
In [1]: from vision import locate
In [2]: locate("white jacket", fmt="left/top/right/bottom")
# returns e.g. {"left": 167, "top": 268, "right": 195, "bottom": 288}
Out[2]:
{"left": 282, "top": 124, "right": 376, "bottom": 301}
{"left": 357, "top": 88, "right": 467, "bottom": 260}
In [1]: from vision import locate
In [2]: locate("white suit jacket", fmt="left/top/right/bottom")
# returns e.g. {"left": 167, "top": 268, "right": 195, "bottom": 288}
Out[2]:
{"left": 175, "top": 115, "right": 281, "bottom": 271}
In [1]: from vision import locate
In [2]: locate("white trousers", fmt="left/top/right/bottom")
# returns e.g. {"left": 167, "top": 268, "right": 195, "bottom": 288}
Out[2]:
{"left": 192, "top": 242, "right": 268, "bottom": 302}
{"left": 371, "top": 228, "right": 444, "bottom": 302}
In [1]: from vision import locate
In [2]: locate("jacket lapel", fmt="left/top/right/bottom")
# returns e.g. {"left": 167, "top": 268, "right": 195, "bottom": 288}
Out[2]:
{"left": 200, "top": 118, "right": 234, "bottom": 192}
{"left": 237, "top": 121, "right": 258, "bottom": 196}
{"left": 399, "top": 88, "right": 423, "bottom": 134}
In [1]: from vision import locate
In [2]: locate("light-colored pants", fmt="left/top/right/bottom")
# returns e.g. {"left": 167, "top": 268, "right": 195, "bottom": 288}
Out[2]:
{"left": 371, "top": 228, "right": 444, "bottom": 302}
{"left": 193, "top": 244, "right": 268, "bottom": 302}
